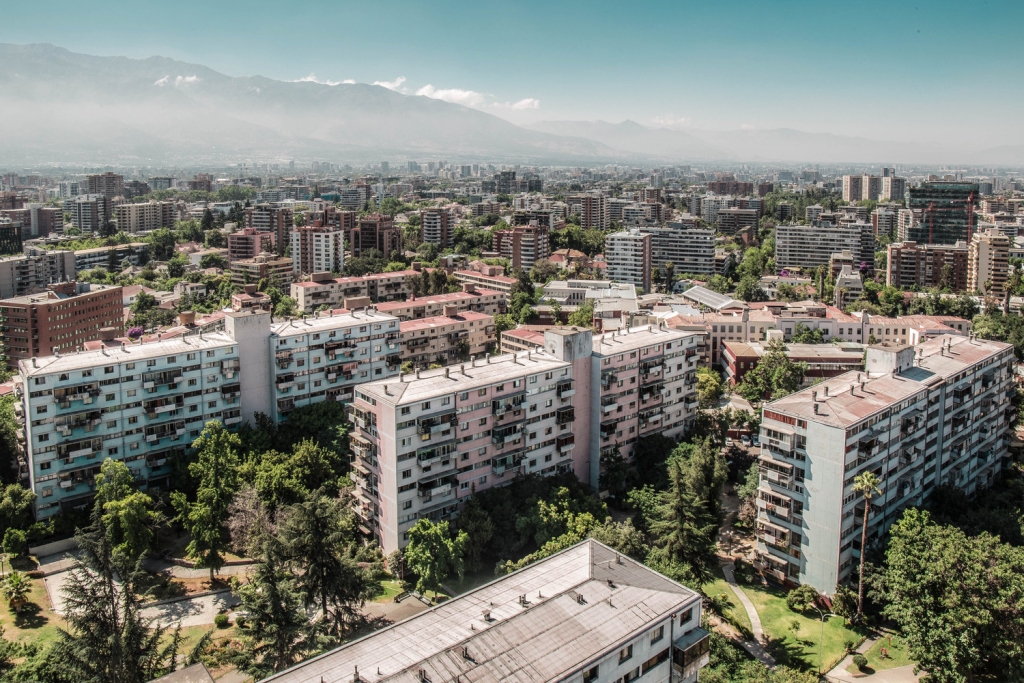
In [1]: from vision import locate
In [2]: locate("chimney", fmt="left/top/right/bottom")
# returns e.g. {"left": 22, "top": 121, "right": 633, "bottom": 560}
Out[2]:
{"left": 823, "top": 385, "right": 829, "bottom": 397}
{"left": 178, "top": 311, "right": 196, "bottom": 326}
{"left": 850, "top": 384, "right": 855, "bottom": 396}
{"left": 812, "top": 390, "right": 817, "bottom": 402}
{"left": 120, "top": 342, "right": 126, "bottom": 352}
{"left": 443, "top": 304, "right": 459, "bottom": 317}
{"left": 813, "top": 403, "right": 820, "bottom": 414}
{"left": 462, "top": 282, "right": 477, "bottom": 294}
{"left": 444, "top": 368, "right": 449, "bottom": 378}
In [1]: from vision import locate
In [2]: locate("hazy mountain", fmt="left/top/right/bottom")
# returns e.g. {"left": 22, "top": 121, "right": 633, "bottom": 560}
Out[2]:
{"left": 527, "top": 120, "right": 731, "bottom": 161}
{"left": 0, "top": 43, "right": 627, "bottom": 165}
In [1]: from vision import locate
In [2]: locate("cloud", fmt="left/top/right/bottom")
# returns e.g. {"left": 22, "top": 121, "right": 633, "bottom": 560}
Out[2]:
{"left": 651, "top": 115, "right": 691, "bottom": 129}
{"left": 373, "top": 76, "right": 407, "bottom": 93}
{"left": 293, "top": 73, "right": 354, "bottom": 86}
{"left": 416, "top": 84, "right": 540, "bottom": 112}
{"left": 154, "top": 75, "right": 169, "bottom": 87}
{"left": 175, "top": 75, "right": 200, "bottom": 86}
{"left": 740, "top": 123, "right": 757, "bottom": 130}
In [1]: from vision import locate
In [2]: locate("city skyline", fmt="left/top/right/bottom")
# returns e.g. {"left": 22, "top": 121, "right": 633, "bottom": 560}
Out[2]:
{"left": 2, "top": 0, "right": 1023, "bottom": 150}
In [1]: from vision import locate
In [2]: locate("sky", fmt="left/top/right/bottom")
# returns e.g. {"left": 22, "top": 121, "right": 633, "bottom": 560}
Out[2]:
{"left": 3, "top": 0, "right": 1023, "bottom": 145}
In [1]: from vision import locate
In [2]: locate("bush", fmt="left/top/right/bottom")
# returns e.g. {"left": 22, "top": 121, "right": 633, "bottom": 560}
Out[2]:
{"left": 2, "top": 529, "right": 28, "bottom": 558}
{"left": 214, "top": 613, "right": 229, "bottom": 629}
{"left": 234, "top": 615, "right": 246, "bottom": 628}
{"left": 786, "top": 584, "right": 820, "bottom": 613}
{"left": 844, "top": 639, "right": 855, "bottom": 652}
{"left": 853, "top": 654, "right": 868, "bottom": 671}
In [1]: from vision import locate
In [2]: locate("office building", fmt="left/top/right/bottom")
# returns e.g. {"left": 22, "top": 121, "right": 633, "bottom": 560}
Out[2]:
{"left": 886, "top": 241, "right": 969, "bottom": 292}
{"left": 0, "top": 223, "right": 21, "bottom": 255}
{"left": 967, "top": 228, "right": 1010, "bottom": 295}
{"left": 755, "top": 336, "right": 1014, "bottom": 593}
{"left": 721, "top": 341, "right": 864, "bottom": 385}
{"left": 373, "top": 285, "right": 506, "bottom": 322}
{"left": 644, "top": 224, "right": 715, "bottom": 276}
{"left": 259, "top": 539, "right": 709, "bottom": 683}
{"left": 290, "top": 270, "right": 419, "bottom": 313}
{"left": 290, "top": 226, "right": 345, "bottom": 277}
{"left": 399, "top": 310, "right": 495, "bottom": 368}
{"left": 351, "top": 213, "right": 401, "bottom": 257}
{"left": 774, "top": 222, "right": 874, "bottom": 272}
{"left": 906, "top": 181, "right": 979, "bottom": 244}
{"left": 85, "top": 173, "right": 124, "bottom": 199}
{"left": 150, "top": 177, "right": 175, "bottom": 192}
{"left": 492, "top": 223, "right": 550, "bottom": 271}
{"left": 114, "top": 201, "right": 176, "bottom": 233}
{"left": 230, "top": 253, "right": 295, "bottom": 287}
{"left": 606, "top": 229, "right": 653, "bottom": 292}
{"left": 244, "top": 204, "right": 294, "bottom": 253}
{"left": 581, "top": 193, "right": 609, "bottom": 230}
{"left": 420, "top": 208, "right": 454, "bottom": 249}
{"left": 189, "top": 174, "right": 213, "bottom": 193}
{"left": 227, "top": 229, "right": 276, "bottom": 262}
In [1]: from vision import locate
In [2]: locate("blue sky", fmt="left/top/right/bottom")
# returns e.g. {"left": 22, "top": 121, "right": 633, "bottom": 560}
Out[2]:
{"left": 3, "top": 0, "right": 1022, "bottom": 144}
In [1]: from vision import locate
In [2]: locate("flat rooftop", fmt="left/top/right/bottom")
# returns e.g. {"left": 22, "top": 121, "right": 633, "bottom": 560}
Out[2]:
{"left": 765, "top": 334, "right": 1012, "bottom": 429}
{"left": 263, "top": 540, "right": 697, "bottom": 683}
{"left": 375, "top": 289, "right": 504, "bottom": 312}
{"left": 400, "top": 310, "right": 492, "bottom": 333}
{"left": 592, "top": 323, "right": 695, "bottom": 356}
{"left": 291, "top": 270, "right": 419, "bottom": 289}
{"left": 271, "top": 310, "right": 398, "bottom": 339}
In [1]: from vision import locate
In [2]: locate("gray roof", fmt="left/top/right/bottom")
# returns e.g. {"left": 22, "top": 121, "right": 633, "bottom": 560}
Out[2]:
{"left": 262, "top": 540, "right": 698, "bottom": 683}
{"left": 679, "top": 286, "right": 743, "bottom": 311}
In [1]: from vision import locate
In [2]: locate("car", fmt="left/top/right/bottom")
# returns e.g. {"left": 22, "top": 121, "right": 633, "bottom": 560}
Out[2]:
{"left": 740, "top": 435, "right": 751, "bottom": 447}
{"left": 752, "top": 434, "right": 760, "bottom": 446}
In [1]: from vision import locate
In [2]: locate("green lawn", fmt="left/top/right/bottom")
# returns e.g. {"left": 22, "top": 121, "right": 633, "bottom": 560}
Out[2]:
{"left": 742, "top": 582, "right": 866, "bottom": 672}
{"left": 856, "top": 633, "right": 914, "bottom": 673}
{"left": 704, "top": 575, "right": 752, "bottom": 637}
{"left": 373, "top": 580, "right": 404, "bottom": 603}
{"left": 0, "top": 575, "right": 61, "bottom": 651}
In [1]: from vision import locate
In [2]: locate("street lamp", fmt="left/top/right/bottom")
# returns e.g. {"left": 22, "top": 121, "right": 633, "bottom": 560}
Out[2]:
{"left": 812, "top": 607, "right": 841, "bottom": 675}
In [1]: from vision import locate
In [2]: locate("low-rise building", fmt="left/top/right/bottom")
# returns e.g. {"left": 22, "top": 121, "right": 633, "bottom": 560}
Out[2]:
{"left": 399, "top": 310, "right": 495, "bottom": 368}
{"left": 886, "top": 240, "right": 969, "bottom": 292}
{"left": 372, "top": 285, "right": 506, "bottom": 321}
{"left": 453, "top": 267, "right": 516, "bottom": 294}
{"left": 230, "top": 252, "right": 294, "bottom": 287}
{"left": 721, "top": 341, "right": 865, "bottom": 385}
{"left": 290, "top": 270, "right": 420, "bottom": 312}
{"left": 259, "top": 539, "right": 709, "bottom": 683}
{"left": 755, "top": 336, "right": 1014, "bottom": 593}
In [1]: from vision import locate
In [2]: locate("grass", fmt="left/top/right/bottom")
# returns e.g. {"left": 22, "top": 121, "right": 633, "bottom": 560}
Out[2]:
{"left": 373, "top": 580, "right": 404, "bottom": 603}
{"left": 704, "top": 574, "right": 752, "bottom": 636}
{"left": 0, "top": 574, "right": 61, "bottom": 650}
{"left": 741, "top": 581, "right": 866, "bottom": 673}
{"left": 856, "top": 633, "right": 914, "bottom": 673}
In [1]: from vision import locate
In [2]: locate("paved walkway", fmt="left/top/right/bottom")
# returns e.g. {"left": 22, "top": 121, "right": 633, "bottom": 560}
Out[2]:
{"left": 142, "top": 590, "right": 241, "bottom": 628}
{"left": 721, "top": 562, "right": 775, "bottom": 668}
{"left": 826, "top": 634, "right": 922, "bottom": 683}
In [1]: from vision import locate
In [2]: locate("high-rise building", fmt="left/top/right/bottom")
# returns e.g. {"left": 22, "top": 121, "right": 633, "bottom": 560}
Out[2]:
{"left": 420, "top": 208, "right": 454, "bottom": 248}
{"left": 57, "top": 181, "right": 81, "bottom": 199}
{"left": 871, "top": 208, "right": 897, "bottom": 239}
{"left": 227, "top": 228, "right": 276, "bottom": 262}
{"left": 967, "top": 228, "right": 1010, "bottom": 295}
{"left": 492, "top": 223, "right": 550, "bottom": 271}
{"left": 861, "top": 175, "right": 882, "bottom": 201}
{"left": 755, "top": 337, "right": 1013, "bottom": 593}
{"left": 350, "top": 213, "right": 400, "bottom": 257}
{"left": 881, "top": 176, "right": 906, "bottom": 201}
{"left": 775, "top": 222, "right": 874, "bottom": 272}
{"left": 189, "top": 174, "right": 213, "bottom": 193}
{"left": 244, "top": 203, "right": 294, "bottom": 253}
{"left": 581, "top": 193, "right": 609, "bottom": 230}
{"left": 906, "top": 181, "right": 979, "bottom": 244}
{"left": 0, "top": 282, "right": 122, "bottom": 369}
{"left": 290, "top": 226, "right": 345, "bottom": 276}
{"left": 229, "top": 253, "right": 295, "bottom": 287}
{"left": 0, "top": 250, "right": 77, "bottom": 298}
{"left": 65, "top": 195, "right": 111, "bottom": 232}
{"left": 842, "top": 175, "right": 863, "bottom": 203}
{"left": 716, "top": 207, "right": 759, "bottom": 234}
{"left": 644, "top": 224, "right": 715, "bottom": 276}
{"left": 149, "top": 177, "right": 175, "bottom": 191}
{"left": 407, "top": 161, "right": 419, "bottom": 173}
{"left": 380, "top": 161, "right": 389, "bottom": 175}
{"left": 886, "top": 241, "right": 969, "bottom": 292}
{"left": 259, "top": 538, "right": 709, "bottom": 683}
{"left": 113, "top": 201, "right": 176, "bottom": 233}
{"left": 605, "top": 229, "right": 653, "bottom": 292}
{"left": 85, "top": 172, "right": 124, "bottom": 199}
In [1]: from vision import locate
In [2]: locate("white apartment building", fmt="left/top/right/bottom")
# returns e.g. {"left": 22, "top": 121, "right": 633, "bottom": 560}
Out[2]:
{"left": 420, "top": 208, "right": 454, "bottom": 248}
{"left": 645, "top": 223, "right": 716, "bottom": 276}
{"left": 775, "top": 222, "right": 873, "bottom": 271}
{"left": 0, "top": 251, "right": 76, "bottom": 299}
{"left": 606, "top": 229, "right": 652, "bottom": 292}
{"left": 260, "top": 540, "right": 709, "bottom": 683}
{"left": 113, "top": 201, "right": 175, "bottom": 233}
{"left": 967, "top": 228, "right": 1010, "bottom": 295}
{"left": 289, "top": 227, "right": 345, "bottom": 277}
{"left": 756, "top": 336, "right": 1014, "bottom": 593}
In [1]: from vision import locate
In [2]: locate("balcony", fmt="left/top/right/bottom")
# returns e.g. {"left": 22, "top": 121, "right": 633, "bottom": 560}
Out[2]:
{"left": 142, "top": 370, "right": 183, "bottom": 390}
{"left": 557, "top": 435, "right": 575, "bottom": 453}
{"left": 492, "top": 394, "right": 526, "bottom": 415}
{"left": 672, "top": 628, "right": 711, "bottom": 681}
{"left": 556, "top": 407, "right": 575, "bottom": 425}
{"left": 417, "top": 411, "right": 458, "bottom": 435}
{"left": 557, "top": 380, "right": 575, "bottom": 398}
{"left": 221, "top": 359, "right": 240, "bottom": 377}
{"left": 53, "top": 382, "right": 101, "bottom": 405}
{"left": 56, "top": 437, "right": 103, "bottom": 459}
{"left": 416, "top": 440, "right": 455, "bottom": 464}
{"left": 492, "top": 424, "right": 522, "bottom": 444}
{"left": 54, "top": 410, "right": 103, "bottom": 435}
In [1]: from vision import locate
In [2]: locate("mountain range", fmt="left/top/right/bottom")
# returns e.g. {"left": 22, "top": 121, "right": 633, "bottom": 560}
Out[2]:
{"left": 0, "top": 43, "right": 1020, "bottom": 166}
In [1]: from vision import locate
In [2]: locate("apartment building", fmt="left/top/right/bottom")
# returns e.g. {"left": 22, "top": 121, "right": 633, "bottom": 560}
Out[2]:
{"left": 229, "top": 253, "right": 295, "bottom": 287}
{"left": 0, "top": 283, "right": 123, "bottom": 369}
{"left": 0, "top": 250, "right": 76, "bottom": 299}
{"left": 227, "top": 229, "right": 276, "bottom": 262}
{"left": 269, "top": 310, "right": 401, "bottom": 420}
{"left": 492, "top": 223, "right": 550, "bottom": 271}
{"left": 453, "top": 268, "right": 516, "bottom": 294}
{"left": 66, "top": 244, "right": 149, "bottom": 272}
{"left": 65, "top": 195, "right": 111, "bottom": 232}
{"left": 290, "top": 270, "right": 418, "bottom": 313}
{"left": 708, "top": 180, "right": 753, "bottom": 195}
{"left": 1, "top": 205, "right": 62, "bottom": 238}
{"left": 373, "top": 285, "right": 506, "bottom": 321}
{"left": 420, "top": 208, "right": 454, "bottom": 248}
{"left": 717, "top": 207, "right": 759, "bottom": 234}
{"left": 399, "top": 310, "right": 495, "bottom": 368}
{"left": 881, "top": 176, "right": 906, "bottom": 201}
{"left": 886, "top": 241, "right": 969, "bottom": 292}
{"left": 348, "top": 347, "right": 580, "bottom": 552}
{"left": 290, "top": 226, "right": 344, "bottom": 276}
{"left": 85, "top": 172, "right": 124, "bottom": 199}
{"left": 581, "top": 193, "right": 609, "bottom": 230}
{"left": 591, "top": 325, "right": 703, "bottom": 470}
{"left": 842, "top": 175, "right": 863, "bottom": 203}
{"left": 512, "top": 208, "right": 564, "bottom": 230}
{"left": 967, "top": 228, "right": 1010, "bottom": 295}
{"left": 605, "top": 229, "right": 653, "bottom": 292}
{"left": 351, "top": 213, "right": 401, "bottom": 258}
{"left": 113, "top": 201, "right": 175, "bottom": 233}
{"left": 644, "top": 223, "right": 715, "bottom": 276}
{"left": 774, "top": 222, "right": 874, "bottom": 272}
{"left": 755, "top": 336, "right": 1014, "bottom": 593}
{"left": 260, "top": 539, "right": 709, "bottom": 683}
{"left": 699, "top": 195, "right": 736, "bottom": 224}
{"left": 871, "top": 208, "right": 897, "bottom": 239}
{"left": 243, "top": 204, "right": 294, "bottom": 253}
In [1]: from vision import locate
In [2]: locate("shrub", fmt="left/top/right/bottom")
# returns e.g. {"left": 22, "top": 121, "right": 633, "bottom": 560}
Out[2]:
{"left": 844, "top": 639, "right": 855, "bottom": 652}
{"left": 786, "top": 584, "right": 820, "bottom": 613}
{"left": 234, "top": 615, "right": 246, "bottom": 628}
{"left": 214, "top": 613, "right": 229, "bottom": 629}
{"left": 2, "top": 529, "right": 28, "bottom": 558}
{"left": 853, "top": 654, "right": 868, "bottom": 671}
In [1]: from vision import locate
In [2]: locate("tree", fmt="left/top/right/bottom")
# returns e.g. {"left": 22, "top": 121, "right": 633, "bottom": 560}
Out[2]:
{"left": 404, "top": 519, "right": 467, "bottom": 596}
{"left": 94, "top": 459, "right": 160, "bottom": 563}
{"left": 696, "top": 367, "right": 724, "bottom": 409}
{"left": 171, "top": 421, "right": 241, "bottom": 581}
{"left": 280, "top": 493, "right": 372, "bottom": 636}
{"left": 199, "top": 253, "right": 228, "bottom": 270}
{"left": 1, "top": 570, "right": 30, "bottom": 611}
{"left": 567, "top": 298, "right": 595, "bottom": 328}
{"left": 786, "top": 584, "right": 820, "bottom": 613}
{"left": 735, "top": 339, "right": 807, "bottom": 402}
{"left": 457, "top": 491, "right": 494, "bottom": 573}
{"left": 0, "top": 484, "right": 35, "bottom": 536}
{"left": 853, "top": 471, "right": 881, "bottom": 619}
{"left": 529, "top": 259, "right": 560, "bottom": 283}
{"left": 233, "top": 550, "right": 317, "bottom": 678}
{"left": 149, "top": 228, "right": 177, "bottom": 260}
{"left": 2, "top": 528, "right": 27, "bottom": 558}
{"left": 735, "top": 275, "right": 768, "bottom": 302}
{"left": 706, "top": 275, "right": 731, "bottom": 294}
{"left": 599, "top": 446, "right": 630, "bottom": 501}
{"left": 200, "top": 209, "right": 214, "bottom": 233}
{"left": 648, "top": 457, "right": 718, "bottom": 587}
{"left": 879, "top": 508, "right": 1024, "bottom": 682}
{"left": 790, "top": 323, "right": 825, "bottom": 344}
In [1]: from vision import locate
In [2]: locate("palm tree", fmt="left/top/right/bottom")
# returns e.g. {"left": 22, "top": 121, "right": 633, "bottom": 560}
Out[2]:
{"left": 2, "top": 570, "right": 31, "bottom": 612}
{"left": 853, "top": 472, "right": 882, "bottom": 619}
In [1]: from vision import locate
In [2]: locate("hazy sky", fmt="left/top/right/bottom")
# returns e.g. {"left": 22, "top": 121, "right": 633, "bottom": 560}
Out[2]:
{"left": 3, "top": 0, "right": 1022, "bottom": 145}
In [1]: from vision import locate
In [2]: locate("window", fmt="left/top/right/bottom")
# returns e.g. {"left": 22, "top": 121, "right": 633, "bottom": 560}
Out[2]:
{"left": 401, "top": 406, "right": 411, "bottom": 415}
{"left": 651, "top": 625, "right": 664, "bottom": 644}
{"left": 147, "top": 360, "right": 156, "bottom": 367}
{"left": 128, "top": 416, "right": 138, "bottom": 424}
{"left": 402, "top": 470, "right": 412, "bottom": 479}
{"left": 619, "top": 644, "right": 633, "bottom": 663}
{"left": 82, "top": 370, "right": 92, "bottom": 377}
{"left": 422, "top": 401, "right": 431, "bottom": 410}
{"left": 108, "top": 447, "right": 118, "bottom": 456}
{"left": 104, "top": 366, "right": 114, "bottom": 374}
{"left": 679, "top": 607, "right": 693, "bottom": 626}
{"left": 107, "top": 420, "right": 117, "bottom": 429}
{"left": 38, "top": 434, "right": 49, "bottom": 443}
{"left": 206, "top": 351, "right": 215, "bottom": 357}
{"left": 478, "top": 475, "right": 487, "bottom": 484}
{"left": 478, "top": 388, "right": 487, "bottom": 396}
{"left": 105, "top": 393, "right": 115, "bottom": 401}
{"left": 460, "top": 392, "right": 468, "bottom": 401}
{"left": 623, "top": 667, "right": 640, "bottom": 683}
{"left": 442, "top": 397, "right": 451, "bottom": 405}
{"left": 166, "top": 356, "right": 176, "bottom": 363}
{"left": 479, "top": 417, "right": 487, "bottom": 426}
{"left": 127, "top": 389, "right": 136, "bottom": 397}
{"left": 33, "top": 377, "right": 45, "bottom": 386}
{"left": 583, "top": 666, "right": 598, "bottom": 683}
{"left": 35, "top": 405, "right": 47, "bottom": 415}
{"left": 403, "top": 500, "right": 412, "bottom": 510}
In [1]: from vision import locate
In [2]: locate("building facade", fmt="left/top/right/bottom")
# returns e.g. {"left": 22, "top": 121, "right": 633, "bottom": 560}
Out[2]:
{"left": 886, "top": 241, "right": 969, "bottom": 292}
{"left": 645, "top": 224, "right": 715, "bottom": 276}
{"left": 227, "top": 229, "right": 276, "bottom": 262}
{"left": 0, "top": 251, "right": 77, "bottom": 299}
{"left": 290, "top": 226, "right": 345, "bottom": 277}
{"left": 906, "top": 181, "right": 979, "bottom": 245}
{"left": 113, "top": 201, "right": 176, "bottom": 233}
{"left": 605, "top": 229, "right": 653, "bottom": 292}
{"left": 581, "top": 193, "right": 609, "bottom": 230}
{"left": 399, "top": 310, "right": 496, "bottom": 369}
{"left": 244, "top": 204, "right": 294, "bottom": 253}
{"left": 373, "top": 286, "right": 507, "bottom": 321}
{"left": 967, "top": 228, "right": 1010, "bottom": 295}
{"left": 492, "top": 223, "right": 550, "bottom": 271}
{"left": 775, "top": 223, "right": 874, "bottom": 272}
{"left": 230, "top": 253, "right": 295, "bottom": 287}
{"left": 420, "top": 208, "right": 454, "bottom": 249}
{"left": 85, "top": 173, "right": 124, "bottom": 199}
{"left": 290, "top": 270, "right": 419, "bottom": 313}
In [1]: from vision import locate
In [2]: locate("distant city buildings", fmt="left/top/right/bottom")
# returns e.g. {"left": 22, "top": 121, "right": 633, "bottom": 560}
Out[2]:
{"left": 906, "top": 181, "right": 980, "bottom": 244}
{"left": 85, "top": 172, "right": 124, "bottom": 199}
